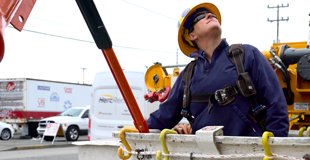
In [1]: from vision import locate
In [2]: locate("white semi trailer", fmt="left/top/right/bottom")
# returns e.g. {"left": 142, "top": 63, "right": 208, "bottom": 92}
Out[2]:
{"left": 0, "top": 78, "right": 91, "bottom": 137}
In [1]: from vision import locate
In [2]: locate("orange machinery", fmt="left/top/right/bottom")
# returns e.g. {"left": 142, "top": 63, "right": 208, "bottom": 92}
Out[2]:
{"left": 0, "top": 0, "right": 36, "bottom": 62}
{"left": 262, "top": 41, "right": 310, "bottom": 130}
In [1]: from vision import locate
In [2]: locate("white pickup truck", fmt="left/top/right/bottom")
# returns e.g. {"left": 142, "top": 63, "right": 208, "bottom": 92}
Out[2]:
{"left": 36, "top": 106, "right": 89, "bottom": 141}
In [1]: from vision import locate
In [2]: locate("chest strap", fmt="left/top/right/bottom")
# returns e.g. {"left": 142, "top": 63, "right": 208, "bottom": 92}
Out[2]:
{"left": 189, "top": 85, "right": 238, "bottom": 103}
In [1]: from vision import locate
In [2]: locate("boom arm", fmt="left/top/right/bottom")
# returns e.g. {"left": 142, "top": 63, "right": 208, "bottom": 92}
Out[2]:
{"left": 76, "top": 0, "right": 149, "bottom": 133}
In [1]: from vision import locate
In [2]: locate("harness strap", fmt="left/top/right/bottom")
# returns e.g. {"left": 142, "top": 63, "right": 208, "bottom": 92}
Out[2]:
{"left": 229, "top": 44, "right": 257, "bottom": 97}
{"left": 228, "top": 44, "right": 266, "bottom": 131}
{"left": 181, "top": 60, "right": 197, "bottom": 125}
{"left": 189, "top": 85, "right": 239, "bottom": 103}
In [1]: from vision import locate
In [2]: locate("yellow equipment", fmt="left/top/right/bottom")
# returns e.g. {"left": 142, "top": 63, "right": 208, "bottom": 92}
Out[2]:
{"left": 144, "top": 63, "right": 183, "bottom": 103}
{"left": 262, "top": 41, "right": 310, "bottom": 130}
{"left": 145, "top": 62, "right": 180, "bottom": 92}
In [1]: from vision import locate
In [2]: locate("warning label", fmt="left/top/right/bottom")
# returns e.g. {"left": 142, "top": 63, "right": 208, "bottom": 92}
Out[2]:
{"left": 294, "top": 103, "right": 309, "bottom": 110}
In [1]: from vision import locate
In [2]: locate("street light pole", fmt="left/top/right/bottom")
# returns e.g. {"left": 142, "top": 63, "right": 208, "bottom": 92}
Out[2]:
{"left": 80, "top": 67, "right": 87, "bottom": 84}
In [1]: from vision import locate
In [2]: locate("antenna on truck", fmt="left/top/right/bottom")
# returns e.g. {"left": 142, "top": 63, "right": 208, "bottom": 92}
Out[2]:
{"left": 307, "top": 12, "right": 310, "bottom": 48}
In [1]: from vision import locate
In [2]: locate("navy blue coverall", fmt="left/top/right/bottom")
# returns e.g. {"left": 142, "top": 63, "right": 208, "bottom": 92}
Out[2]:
{"left": 146, "top": 39, "right": 289, "bottom": 137}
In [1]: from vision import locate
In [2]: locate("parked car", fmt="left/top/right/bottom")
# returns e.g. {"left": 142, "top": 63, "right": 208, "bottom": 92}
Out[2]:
{"left": 36, "top": 106, "right": 89, "bottom": 141}
{"left": 0, "top": 121, "right": 15, "bottom": 140}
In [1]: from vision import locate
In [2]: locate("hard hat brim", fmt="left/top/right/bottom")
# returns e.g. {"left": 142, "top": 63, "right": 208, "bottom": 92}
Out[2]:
{"left": 178, "top": 3, "right": 221, "bottom": 57}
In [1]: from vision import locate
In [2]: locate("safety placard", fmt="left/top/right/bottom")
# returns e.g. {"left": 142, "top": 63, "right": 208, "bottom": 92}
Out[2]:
{"left": 294, "top": 103, "right": 309, "bottom": 110}
{"left": 43, "top": 123, "right": 60, "bottom": 136}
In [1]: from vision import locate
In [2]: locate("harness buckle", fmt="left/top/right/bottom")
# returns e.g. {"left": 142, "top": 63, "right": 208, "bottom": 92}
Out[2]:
{"left": 181, "top": 109, "right": 195, "bottom": 125}
{"left": 181, "top": 109, "right": 190, "bottom": 117}
{"left": 214, "top": 88, "right": 228, "bottom": 105}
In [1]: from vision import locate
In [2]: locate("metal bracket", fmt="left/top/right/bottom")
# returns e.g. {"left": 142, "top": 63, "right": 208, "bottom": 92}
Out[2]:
{"left": 195, "top": 126, "right": 224, "bottom": 155}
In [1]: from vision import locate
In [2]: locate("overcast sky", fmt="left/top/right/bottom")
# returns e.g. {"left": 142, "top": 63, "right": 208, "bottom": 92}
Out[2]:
{"left": 1, "top": 0, "right": 309, "bottom": 84}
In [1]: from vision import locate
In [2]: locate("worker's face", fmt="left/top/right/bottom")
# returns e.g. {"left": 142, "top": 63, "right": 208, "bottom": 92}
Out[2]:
{"left": 188, "top": 12, "right": 221, "bottom": 41}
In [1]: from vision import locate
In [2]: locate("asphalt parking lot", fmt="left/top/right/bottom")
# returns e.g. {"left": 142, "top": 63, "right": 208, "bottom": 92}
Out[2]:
{"left": 0, "top": 129, "right": 88, "bottom": 151}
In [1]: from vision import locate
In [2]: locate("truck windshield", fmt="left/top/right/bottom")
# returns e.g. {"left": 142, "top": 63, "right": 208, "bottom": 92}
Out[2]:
{"left": 58, "top": 109, "right": 84, "bottom": 117}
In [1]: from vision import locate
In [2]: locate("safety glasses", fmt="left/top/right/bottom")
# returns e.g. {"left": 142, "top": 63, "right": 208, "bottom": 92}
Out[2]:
{"left": 189, "top": 12, "right": 218, "bottom": 33}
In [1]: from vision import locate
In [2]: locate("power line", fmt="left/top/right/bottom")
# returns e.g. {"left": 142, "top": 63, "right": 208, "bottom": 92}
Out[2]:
{"left": 8, "top": 26, "right": 175, "bottom": 53}
{"left": 120, "top": 0, "right": 177, "bottom": 21}
{"left": 29, "top": 16, "right": 80, "bottom": 29}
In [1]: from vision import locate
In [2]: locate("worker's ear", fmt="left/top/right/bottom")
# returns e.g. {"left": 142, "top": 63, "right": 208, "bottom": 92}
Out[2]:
{"left": 188, "top": 32, "right": 197, "bottom": 41}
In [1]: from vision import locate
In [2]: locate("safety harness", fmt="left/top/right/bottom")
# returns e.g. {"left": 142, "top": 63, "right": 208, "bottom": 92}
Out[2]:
{"left": 181, "top": 44, "right": 266, "bottom": 131}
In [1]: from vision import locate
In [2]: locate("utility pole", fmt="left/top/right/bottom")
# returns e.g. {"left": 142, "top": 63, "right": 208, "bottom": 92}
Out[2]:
{"left": 267, "top": 3, "right": 289, "bottom": 43}
{"left": 80, "top": 67, "right": 87, "bottom": 84}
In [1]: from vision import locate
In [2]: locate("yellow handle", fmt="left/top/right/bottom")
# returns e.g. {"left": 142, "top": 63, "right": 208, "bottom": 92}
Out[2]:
{"left": 299, "top": 126, "right": 307, "bottom": 137}
{"left": 262, "top": 131, "right": 274, "bottom": 160}
{"left": 117, "top": 128, "right": 139, "bottom": 159}
{"left": 118, "top": 147, "right": 131, "bottom": 159}
{"left": 307, "top": 126, "right": 310, "bottom": 137}
{"left": 159, "top": 129, "right": 178, "bottom": 160}
{"left": 156, "top": 150, "right": 162, "bottom": 160}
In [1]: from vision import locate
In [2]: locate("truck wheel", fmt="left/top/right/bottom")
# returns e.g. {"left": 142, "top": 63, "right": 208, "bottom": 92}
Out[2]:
{"left": 1, "top": 129, "right": 11, "bottom": 140}
{"left": 66, "top": 126, "right": 79, "bottom": 141}
{"left": 43, "top": 136, "right": 54, "bottom": 141}
{"left": 28, "top": 122, "right": 38, "bottom": 138}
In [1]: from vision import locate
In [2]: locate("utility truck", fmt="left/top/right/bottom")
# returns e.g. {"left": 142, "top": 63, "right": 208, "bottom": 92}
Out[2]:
{"left": 88, "top": 70, "right": 171, "bottom": 140}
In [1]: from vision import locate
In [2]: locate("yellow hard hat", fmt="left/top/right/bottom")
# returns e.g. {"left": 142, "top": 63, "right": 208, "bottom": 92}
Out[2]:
{"left": 177, "top": 3, "right": 221, "bottom": 57}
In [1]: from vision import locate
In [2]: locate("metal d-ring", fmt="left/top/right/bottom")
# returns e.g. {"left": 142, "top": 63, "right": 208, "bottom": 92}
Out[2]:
{"left": 136, "top": 149, "right": 144, "bottom": 160}
{"left": 190, "top": 152, "right": 194, "bottom": 160}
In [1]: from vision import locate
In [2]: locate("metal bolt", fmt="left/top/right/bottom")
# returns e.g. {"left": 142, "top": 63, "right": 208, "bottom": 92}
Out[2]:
{"left": 139, "top": 125, "right": 142, "bottom": 128}
{"left": 299, "top": 70, "right": 302, "bottom": 73}
{"left": 305, "top": 55, "right": 308, "bottom": 58}
{"left": 153, "top": 74, "right": 159, "bottom": 83}
{"left": 299, "top": 61, "right": 302, "bottom": 64}
{"left": 248, "top": 86, "right": 253, "bottom": 90}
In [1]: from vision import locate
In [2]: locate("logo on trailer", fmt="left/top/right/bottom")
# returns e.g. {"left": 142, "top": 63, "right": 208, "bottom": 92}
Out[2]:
{"left": 38, "top": 86, "right": 50, "bottom": 91}
{"left": 38, "top": 98, "right": 45, "bottom": 107}
{"left": 64, "top": 87, "right": 72, "bottom": 93}
{"left": 98, "top": 94, "right": 125, "bottom": 103}
{"left": 50, "top": 92, "right": 60, "bottom": 102}
{"left": 0, "top": 110, "right": 12, "bottom": 119}
{"left": 63, "top": 100, "right": 72, "bottom": 109}
{"left": 6, "top": 82, "right": 15, "bottom": 92}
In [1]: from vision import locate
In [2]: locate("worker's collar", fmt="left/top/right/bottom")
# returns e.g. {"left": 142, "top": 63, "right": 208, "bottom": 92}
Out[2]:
{"left": 189, "top": 38, "right": 228, "bottom": 58}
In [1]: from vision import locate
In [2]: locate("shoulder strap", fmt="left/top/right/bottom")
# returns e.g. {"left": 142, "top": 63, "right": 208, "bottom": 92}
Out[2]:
{"left": 229, "top": 44, "right": 266, "bottom": 131}
{"left": 228, "top": 44, "right": 245, "bottom": 74}
{"left": 181, "top": 60, "right": 197, "bottom": 125}
{"left": 228, "top": 44, "right": 257, "bottom": 98}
